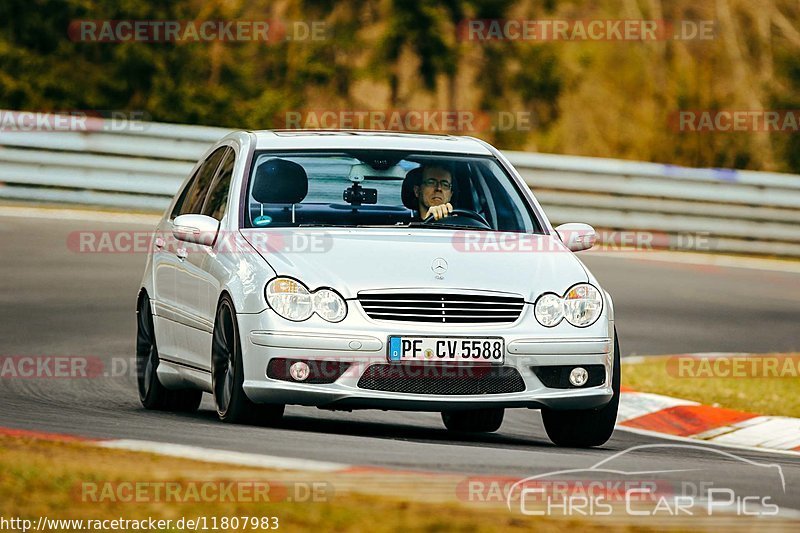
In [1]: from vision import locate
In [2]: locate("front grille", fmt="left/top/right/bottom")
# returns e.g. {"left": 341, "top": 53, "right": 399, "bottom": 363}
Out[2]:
{"left": 357, "top": 364, "right": 525, "bottom": 395}
{"left": 358, "top": 292, "right": 525, "bottom": 323}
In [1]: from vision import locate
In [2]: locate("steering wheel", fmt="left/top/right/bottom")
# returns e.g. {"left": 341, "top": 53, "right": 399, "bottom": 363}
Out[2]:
{"left": 423, "top": 208, "right": 491, "bottom": 229}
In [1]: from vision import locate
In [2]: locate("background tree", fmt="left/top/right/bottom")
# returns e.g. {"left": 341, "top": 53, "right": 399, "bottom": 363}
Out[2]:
{"left": 2, "top": 0, "right": 800, "bottom": 172}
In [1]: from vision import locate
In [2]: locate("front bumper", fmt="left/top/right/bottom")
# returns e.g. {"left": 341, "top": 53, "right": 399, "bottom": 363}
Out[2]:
{"left": 237, "top": 306, "right": 615, "bottom": 412}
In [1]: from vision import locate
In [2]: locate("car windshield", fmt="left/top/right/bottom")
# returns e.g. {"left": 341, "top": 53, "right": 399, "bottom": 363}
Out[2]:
{"left": 243, "top": 150, "right": 541, "bottom": 232}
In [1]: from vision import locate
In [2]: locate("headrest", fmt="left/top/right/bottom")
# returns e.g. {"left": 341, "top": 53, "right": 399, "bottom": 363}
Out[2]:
{"left": 400, "top": 167, "right": 423, "bottom": 210}
{"left": 252, "top": 158, "right": 308, "bottom": 204}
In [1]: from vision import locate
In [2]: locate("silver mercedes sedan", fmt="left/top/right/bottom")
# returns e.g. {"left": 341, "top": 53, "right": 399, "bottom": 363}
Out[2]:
{"left": 136, "top": 130, "right": 619, "bottom": 447}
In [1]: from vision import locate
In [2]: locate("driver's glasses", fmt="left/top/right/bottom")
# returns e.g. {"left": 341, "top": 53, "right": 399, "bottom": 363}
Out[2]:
{"left": 421, "top": 179, "right": 452, "bottom": 190}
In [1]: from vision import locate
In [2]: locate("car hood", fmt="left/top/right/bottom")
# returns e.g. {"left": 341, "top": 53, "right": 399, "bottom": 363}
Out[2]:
{"left": 240, "top": 228, "right": 588, "bottom": 301}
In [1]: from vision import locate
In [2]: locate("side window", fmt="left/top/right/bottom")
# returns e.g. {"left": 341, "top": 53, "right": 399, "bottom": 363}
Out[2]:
{"left": 170, "top": 174, "right": 196, "bottom": 220}
{"left": 201, "top": 147, "right": 235, "bottom": 220}
{"left": 178, "top": 147, "right": 227, "bottom": 216}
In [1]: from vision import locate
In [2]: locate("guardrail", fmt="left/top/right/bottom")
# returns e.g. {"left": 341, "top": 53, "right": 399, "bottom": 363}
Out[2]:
{"left": 1, "top": 111, "right": 798, "bottom": 256}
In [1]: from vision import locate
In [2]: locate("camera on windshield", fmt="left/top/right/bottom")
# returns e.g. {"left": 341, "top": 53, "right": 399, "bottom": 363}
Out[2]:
{"left": 343, "top": 176, "right": 377, "bottom": 206}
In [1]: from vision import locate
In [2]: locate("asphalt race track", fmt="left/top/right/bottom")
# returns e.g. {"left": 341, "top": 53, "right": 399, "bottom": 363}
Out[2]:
{"left": 1, "top": 213, "right": 798, "bottom": 518}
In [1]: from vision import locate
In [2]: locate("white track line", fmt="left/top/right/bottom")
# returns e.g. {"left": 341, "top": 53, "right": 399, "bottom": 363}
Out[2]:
{"left": 588, "top": 249, "right": 800, "bottom": 274}
{"left": 622, "top": 352, "right": 756, "bottom": 363}
{"left": 99, "top": 439, "right": 350, "bottom": 472}
{"left": 0, "top": 205, "right": 160, "bottom": 225}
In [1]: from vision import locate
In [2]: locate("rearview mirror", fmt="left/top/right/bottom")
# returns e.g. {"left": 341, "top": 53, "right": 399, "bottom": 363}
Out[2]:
{"left": 172, "top": 214, "right": 220, "bottom": 247}
{"left": 555, "top": 223, "right": 597, "bottom": 252}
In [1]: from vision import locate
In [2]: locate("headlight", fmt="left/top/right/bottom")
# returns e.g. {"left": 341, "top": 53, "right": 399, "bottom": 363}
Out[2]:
{"left": 266, "top": 278, "right": 348, "bottom": 322}
{"left": 534, "top": 284, "right": 603, "bottom": 328}
{"left": 312, "top": 289, "right": 347, "bottom": 322}
{"left": 562, "top": 284, "right": 603, "bottom": 327}
{"left": 266, "top": 278, "right": 313, "bottom": 321}
{"left": 534, "top": 293, "right": 563, "bottom": 327}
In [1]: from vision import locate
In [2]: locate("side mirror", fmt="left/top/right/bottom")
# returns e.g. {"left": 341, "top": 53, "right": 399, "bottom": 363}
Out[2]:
{"left": 172, "top": 214, "right": 220, "bottom": 246}
{"left": 555, "top": 223, "right": 596, "bottom": 252}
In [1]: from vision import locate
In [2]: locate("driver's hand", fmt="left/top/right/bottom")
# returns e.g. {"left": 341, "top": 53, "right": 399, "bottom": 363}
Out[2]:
{"left": 428, "top": 203, "right": 453, "bottom": 220}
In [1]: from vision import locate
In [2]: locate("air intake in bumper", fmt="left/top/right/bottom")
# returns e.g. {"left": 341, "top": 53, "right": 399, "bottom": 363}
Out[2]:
{"left": 531, "top": 364, "right": 606, "bottom": 389}
{"left": 357, "top": 364, "right": 525, "bottom": 395}
{"left": 267, "top": 358, "right": 351, "bottom": 384}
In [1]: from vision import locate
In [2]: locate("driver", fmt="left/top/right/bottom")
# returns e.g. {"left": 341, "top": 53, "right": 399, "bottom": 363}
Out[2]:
{"left": 413, "top": 164, "right": 454, "bottom": 220}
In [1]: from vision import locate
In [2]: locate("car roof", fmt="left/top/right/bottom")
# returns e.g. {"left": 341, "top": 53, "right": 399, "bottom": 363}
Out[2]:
{"left": 249, "top": 130, "right": 494, "bottom": 155}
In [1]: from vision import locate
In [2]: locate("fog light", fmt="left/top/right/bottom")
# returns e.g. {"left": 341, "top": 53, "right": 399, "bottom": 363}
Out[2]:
{"left": 569, "top": 367, "right": 589, "bottom": 387}
{"left": 289, "top": 361, "right": 310, "bottom": 382}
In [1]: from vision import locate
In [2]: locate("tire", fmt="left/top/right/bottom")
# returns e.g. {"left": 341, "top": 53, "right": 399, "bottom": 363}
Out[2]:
{"left": 136, "top": 293, "right": 202, "bottom": 412}
{"left": 541, "top": 329, "right": 621, "bottom": 448}
{"left": 442, "top": 408, "right": 505, "bottom": 433}
{"left": 212, "top": 294, "right": 284, "bottom": 425}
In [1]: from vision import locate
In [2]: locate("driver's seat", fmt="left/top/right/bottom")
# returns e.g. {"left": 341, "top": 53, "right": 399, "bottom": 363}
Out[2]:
{"left": 400, "top": 167, "right": 423, "bottom": 210}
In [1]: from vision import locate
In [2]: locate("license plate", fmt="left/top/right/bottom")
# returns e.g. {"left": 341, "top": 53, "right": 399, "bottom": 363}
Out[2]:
{"left": 388, "top": 336, "right": 504, "bottom": 364}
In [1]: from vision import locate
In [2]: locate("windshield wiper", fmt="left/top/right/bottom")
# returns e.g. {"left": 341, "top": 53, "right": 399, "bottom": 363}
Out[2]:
{"left": 297, "top": 223, "right": 355, "bottom": 227}
{"left": 406, "top": 222, "right": 491, "bottom": 231}
{"left": 295, "top": 223, "right": 491, "bottom": 231}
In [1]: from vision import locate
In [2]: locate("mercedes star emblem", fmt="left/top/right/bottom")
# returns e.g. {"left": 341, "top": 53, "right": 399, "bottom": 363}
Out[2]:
{"left": 431, "top": 258, "right": 448, "bottom": 278}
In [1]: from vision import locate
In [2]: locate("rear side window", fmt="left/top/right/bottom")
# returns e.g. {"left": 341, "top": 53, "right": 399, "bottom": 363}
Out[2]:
{"left": 202, "top": 147, "right": 235, "bottom": 220}
{"left": 176, "top": 147, "right": 227, "bottom": 217}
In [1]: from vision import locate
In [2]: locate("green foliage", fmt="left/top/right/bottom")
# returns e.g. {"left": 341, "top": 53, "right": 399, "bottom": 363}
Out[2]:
{"left": 2, "top": 0, "right": 800, "bottom": 172}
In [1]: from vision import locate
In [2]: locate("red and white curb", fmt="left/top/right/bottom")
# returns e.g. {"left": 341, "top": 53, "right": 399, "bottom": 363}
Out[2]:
{"left": 617, "top": 389, "right": 800, "bottom": 455}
